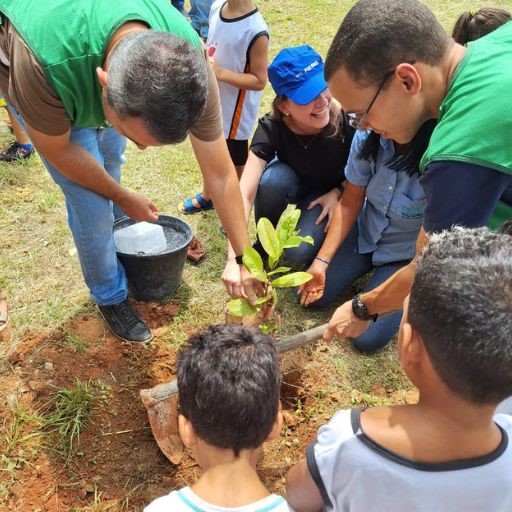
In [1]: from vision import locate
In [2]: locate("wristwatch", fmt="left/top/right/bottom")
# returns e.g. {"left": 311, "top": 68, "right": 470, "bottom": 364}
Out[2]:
{"left": 352, "top": 295, "right": 378, "bottom": 322}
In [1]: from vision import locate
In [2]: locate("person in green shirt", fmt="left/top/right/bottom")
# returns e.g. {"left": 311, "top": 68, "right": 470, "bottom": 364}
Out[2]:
{"left": 0, "top": 0, "right": 260, "bottom": 343}
{"left": 320, "top": 0, "right": 512, "bottom": 343}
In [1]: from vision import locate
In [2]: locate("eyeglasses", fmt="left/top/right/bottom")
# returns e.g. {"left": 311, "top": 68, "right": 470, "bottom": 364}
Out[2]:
{"left": 347, "top": 69, "right": 395, "bottom": 130}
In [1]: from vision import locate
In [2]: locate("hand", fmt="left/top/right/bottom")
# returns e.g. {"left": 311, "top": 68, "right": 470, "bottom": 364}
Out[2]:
{"left": 323, "top": 299, "right": 370, "bottom": 342}
{"left": 118, "top": 191, "right": 159, "bottom": 222}
{"left": 299, "top": 261, "right": 326, "bottom": 306}
{"left": 307, "top": 188, "right": 341, "bottom": 232}
{"left": 208, "top": 56, "right": 224, "bottom": 82}
{"left": 222, "top": 258, "right": 244, "bottom": 298}
{"left": 240, "top": 264, "right": 265, "bottom": 306}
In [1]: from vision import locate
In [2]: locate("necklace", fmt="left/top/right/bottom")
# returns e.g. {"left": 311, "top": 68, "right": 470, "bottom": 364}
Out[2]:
{"left": 293, "top": 132, "right": 318, "bottom": 150}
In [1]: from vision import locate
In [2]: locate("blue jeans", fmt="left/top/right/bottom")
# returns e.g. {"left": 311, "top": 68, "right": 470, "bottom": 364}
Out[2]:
{"left": 30, "top": 124, "right": 128, "bottom": 305}
{"left": 47, "top": 128, "right": 128, "bottom": 305}
{"left": 189, "top": 0, "right": 214, "bottom": 38}
{"left": 254, "top": 160, "right": 329, "bottom": 267}
{"left": 10, "top": 108, "right": 129, "bottom": 304}
{"left": 309, "top": 224, "right": 409, "bottom": 352}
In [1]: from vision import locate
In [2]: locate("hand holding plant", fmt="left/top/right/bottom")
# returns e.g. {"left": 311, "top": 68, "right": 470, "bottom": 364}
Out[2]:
{"left": 228, "top": 207, "right": 314, "bottom": 321}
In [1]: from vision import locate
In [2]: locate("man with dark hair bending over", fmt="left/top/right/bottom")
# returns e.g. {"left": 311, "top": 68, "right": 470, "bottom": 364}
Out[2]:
{"left": 287, "top": 227, "right": 512, "bottom": 511}
{"left": 322, "top": 0, "right": 512, "bottom": 342}
{"left": 0, "top": 0, "right": 260, "bottom": 343}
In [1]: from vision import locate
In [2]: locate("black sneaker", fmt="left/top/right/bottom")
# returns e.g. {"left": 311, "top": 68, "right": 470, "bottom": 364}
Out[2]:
{"left": 0, "top": 141, "right": 34, "bottom": 162}
{"left": 97, "top": 300, "right": 153, "bottom": 343}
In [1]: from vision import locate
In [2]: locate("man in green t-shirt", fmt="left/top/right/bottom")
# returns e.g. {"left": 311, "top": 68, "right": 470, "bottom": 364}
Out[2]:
{"left": 0, "top": 0, "right": 260, "bottom": 343}
{"left": 320, "top": 0, "right": 512, "bottom": 343}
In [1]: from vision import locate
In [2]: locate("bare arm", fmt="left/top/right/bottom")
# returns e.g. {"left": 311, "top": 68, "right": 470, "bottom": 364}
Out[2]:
{"left": 190, "top": 133, "right": 263, "bottom": 303}
{"left": 315, "top": 182, "right": 365, "bottom": 262}
{"left": 223, "top": 150, "right": 267, "bottom": 297}
{"left": 323, "top": 227, "right": 430, "bottom": 342}
{"left": 358, "top": 227, "right": 429, "bottom": 313}
{"left": 25, "top": 123, "right": 158, "bottom": 221}
{"left": 300, "top": 182, "right": 365, "bottom": 305}
{"left": 211, "top": 35, "right": 269, "bottom": 91}
{"left": 286, "top": 459, "right": 325, "bottom": 512}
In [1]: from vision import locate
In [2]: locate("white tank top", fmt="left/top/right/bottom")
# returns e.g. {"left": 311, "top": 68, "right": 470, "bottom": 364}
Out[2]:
{"left": 207, "top": 0, "right": 269, "bottom": 140}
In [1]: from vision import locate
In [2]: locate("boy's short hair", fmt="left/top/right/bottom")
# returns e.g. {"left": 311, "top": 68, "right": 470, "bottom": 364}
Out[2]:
{"left": 409, "top": 227, "right": 512, "bottom": 405}
{"left": 177, "top": 324, "right": 281, "bottom": 456}
{"left": 325, "top": 0, "right": 450, "bottom": 86}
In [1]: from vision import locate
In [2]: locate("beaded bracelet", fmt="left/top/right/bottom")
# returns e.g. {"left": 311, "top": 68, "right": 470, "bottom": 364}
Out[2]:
{"left": 315, "top": 256, "right": 330, "bottom": 265}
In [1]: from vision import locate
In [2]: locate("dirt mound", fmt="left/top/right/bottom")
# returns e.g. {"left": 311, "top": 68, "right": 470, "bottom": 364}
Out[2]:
{"left": 0, "top": 302, "right": 186, "bottom": 511}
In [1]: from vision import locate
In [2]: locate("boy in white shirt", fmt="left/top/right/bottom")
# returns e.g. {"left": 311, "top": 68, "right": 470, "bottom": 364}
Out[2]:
{"left": 145, "top": 324, "right": 289, "bottom": 512}
{"left": 286, "top": 227, "right": 512, "bottom": 512}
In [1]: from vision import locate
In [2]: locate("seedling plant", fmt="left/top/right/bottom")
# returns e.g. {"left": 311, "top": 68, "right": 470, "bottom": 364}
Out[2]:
{"left": 228, "top": 207, "right": 314, "bottom": 330}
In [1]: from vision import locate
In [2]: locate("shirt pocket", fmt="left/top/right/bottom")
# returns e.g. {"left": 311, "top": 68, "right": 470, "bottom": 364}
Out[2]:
{"left": 388, "top": 192, "right": 426, "bottom": 232}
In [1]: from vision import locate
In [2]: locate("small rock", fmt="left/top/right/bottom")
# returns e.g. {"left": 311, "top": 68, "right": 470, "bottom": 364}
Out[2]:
{"left": 405, "top": 388, "right": 419, "bottom": 404}
{"left": 372, "top": 386, "right": 387, "bottom": 397}
{"left": 28, "top": 380, "right": 46, "bottom": 392}
{"left": 328, "top": 391, "right": 342, "bottom": 402}
{"left": 6, "top": 394, "right": 18, "bottom": 409}
{"left": 43, "top": 362, "right": 54, "bottom": 371}
{"left": 282, "top": 410, "right": 297, "bottom": 427}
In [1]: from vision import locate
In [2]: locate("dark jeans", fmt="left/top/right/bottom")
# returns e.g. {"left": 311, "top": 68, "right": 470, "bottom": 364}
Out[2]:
{"left": 254, "top": 160, "right": 328, "bottom": 266}
{"left": 310, "top": 224, "right": 409, "bottom": 352}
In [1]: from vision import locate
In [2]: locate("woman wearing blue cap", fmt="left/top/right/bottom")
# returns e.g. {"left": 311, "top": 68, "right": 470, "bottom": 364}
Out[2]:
{"left": 223, "top": 45, "right": 355, "bottom": 297}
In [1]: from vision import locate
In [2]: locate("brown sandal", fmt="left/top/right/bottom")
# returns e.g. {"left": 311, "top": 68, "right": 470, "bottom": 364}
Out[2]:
{"left": 0, "top": 287, "right": 9, "bottom": 333}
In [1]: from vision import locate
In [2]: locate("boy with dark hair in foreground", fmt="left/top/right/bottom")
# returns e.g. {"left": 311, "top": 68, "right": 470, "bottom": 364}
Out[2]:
{"left": 286, "top": 227, "right": 512, "bottom": 512}
{"left": 145, "top": 324, "right": 288, "bottom": 512}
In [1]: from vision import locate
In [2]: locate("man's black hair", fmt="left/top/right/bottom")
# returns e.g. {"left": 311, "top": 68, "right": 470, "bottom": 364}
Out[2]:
{"left": 177, "top": 324, "right": 281, "bottom": 456}
{"left": 358, "top": 119, "right": 437, "bottom": 176}
{"left": 409, "top": 228, "right": 512, "bottom": 405}
{"left": 325, "top": 0, "right": 450, "bottom": 86}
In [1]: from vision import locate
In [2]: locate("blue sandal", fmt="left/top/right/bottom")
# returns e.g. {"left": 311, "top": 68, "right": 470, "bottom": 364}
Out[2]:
{"left": 179, "top": 193, "right": 214, "bottom": 215}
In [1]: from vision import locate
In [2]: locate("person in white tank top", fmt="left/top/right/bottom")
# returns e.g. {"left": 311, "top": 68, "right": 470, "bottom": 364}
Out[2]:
{"left": 179, "top": 0, "right": 269, "bottom": 214}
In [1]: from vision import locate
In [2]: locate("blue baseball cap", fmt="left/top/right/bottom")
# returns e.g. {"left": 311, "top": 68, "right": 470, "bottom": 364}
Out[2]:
{"left": 268, "top": 45, "right": 328, "bottom": 105}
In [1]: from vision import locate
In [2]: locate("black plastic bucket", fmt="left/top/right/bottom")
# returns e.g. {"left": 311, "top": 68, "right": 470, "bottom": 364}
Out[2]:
{"left": 114, "top": 215, "right": 193, "bottom": 301}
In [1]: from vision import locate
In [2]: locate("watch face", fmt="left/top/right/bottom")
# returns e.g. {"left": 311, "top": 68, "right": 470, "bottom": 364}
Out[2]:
{"left": 352, "top": 299, "right": 368, "bottom": 320}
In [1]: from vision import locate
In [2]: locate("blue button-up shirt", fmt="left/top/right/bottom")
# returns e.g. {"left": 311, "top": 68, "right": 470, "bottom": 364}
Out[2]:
{"left": 345, "top": 131, "right": 425, "bottom": 265}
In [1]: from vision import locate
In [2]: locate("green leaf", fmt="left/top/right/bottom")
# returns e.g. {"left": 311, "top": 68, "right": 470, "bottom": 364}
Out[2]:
{"left": 271, "top": 271, "right": 313, "bottom": 288}
{"left": 227, "top": 298, "right": 259, "bottom": 317}
{"left": 242, "top": 247, "right": 267, "bottom": 282}
{"left": 268, "top": 254, "right": 279, "bottom": 270}
{"left": 283, "top": 235, "right": 315, "bottom": 249}
{"left": 278, "top": 207, "right": 300, "bottom": 238}
{"left": 267, "top": 266, "right": 291, "bottom": 276}
{"left": 257, "top": 218, "right": 280, "bottom": 260}
{"left": 255, "top": 295, "right": 272, "bottom": 305}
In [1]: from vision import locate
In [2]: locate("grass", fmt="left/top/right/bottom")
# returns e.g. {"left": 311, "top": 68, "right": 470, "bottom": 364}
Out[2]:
{"left": 1, "top": 0, "right": 512, "bottom": 338}
{"left": 41, "top": 380, "right": 110, "bottom": 460}
{"left": 1, "top": 0, "right": 512, "bottom": 509}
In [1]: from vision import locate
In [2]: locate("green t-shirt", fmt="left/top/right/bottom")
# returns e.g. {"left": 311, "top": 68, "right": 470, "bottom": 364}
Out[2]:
{"left": 0, "top": 0, "right": 201, "bottom": 128}
{"left": 420, "top": 21, "right": 512, "bottom": 228}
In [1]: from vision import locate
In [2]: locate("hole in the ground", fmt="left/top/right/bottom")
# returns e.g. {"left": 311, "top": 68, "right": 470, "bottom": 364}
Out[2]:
{"left": 280, "top": 353, "right": 307, "bottom": 410}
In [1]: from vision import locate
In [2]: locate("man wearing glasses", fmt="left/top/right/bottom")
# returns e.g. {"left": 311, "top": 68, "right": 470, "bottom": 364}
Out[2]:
{"left": 322, "top": 0, "right": 512, "bottom": 342}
